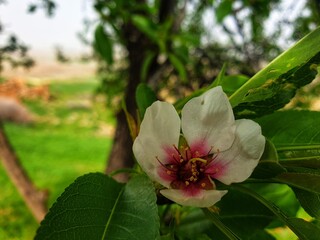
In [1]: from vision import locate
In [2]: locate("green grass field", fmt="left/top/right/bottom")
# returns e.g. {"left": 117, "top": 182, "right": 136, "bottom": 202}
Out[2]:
{"left": 0, "top": 78, "right": 115, "bottom": 239}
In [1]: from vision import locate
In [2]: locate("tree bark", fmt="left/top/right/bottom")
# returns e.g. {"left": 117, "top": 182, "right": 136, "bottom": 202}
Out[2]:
{"left": 0, "top": 123, "right": 48, "bottom": 222}
{"left": 105, "top": 0, "right": 178, "bottom": 182}
{"left": 105, "top": 18, "right": 147, "bottom": 182}
{"left": 105, "top": 110, "right": 133, "bottom": 182}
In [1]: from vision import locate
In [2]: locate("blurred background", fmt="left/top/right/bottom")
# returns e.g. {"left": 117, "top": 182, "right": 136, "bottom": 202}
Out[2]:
{"left": 0, "top": 0, "right": 319, "bottom": 239}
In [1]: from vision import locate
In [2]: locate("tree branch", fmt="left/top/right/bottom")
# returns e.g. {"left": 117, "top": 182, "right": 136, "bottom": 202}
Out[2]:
{"left": 0, "top": 122, "right": 48, "bottom": 222}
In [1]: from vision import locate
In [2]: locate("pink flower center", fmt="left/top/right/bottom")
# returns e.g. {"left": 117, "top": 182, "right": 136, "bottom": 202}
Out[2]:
{"left": 158, "top": 145, "right": 221, "bottom": 196}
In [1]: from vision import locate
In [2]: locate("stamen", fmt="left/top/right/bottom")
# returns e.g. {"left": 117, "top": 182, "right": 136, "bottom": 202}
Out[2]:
{"left": 185, "top": 147, "right": 190, "bottom": 160}
{"left": 201, "top": 183, "right": 206, "bottom": 188}
{"left": 207, "top": 149, "right": 220, "bottom": 164}
{"left": 171, "top": 154, "right": 180, "bottom": 164}
{"left": 156, "top": 156, "right": 177, "bottom": 173}
{"left": 212, "top": 154, "right": 218, "bottom": 161}
{"left": 185, "top": 181, "right": 190, "bottom": 186}
{"left": 207, "top": 146, "right": 214, "bottom": 156}
{"left": 190, "top": 158, "right": 207, "bottom": 164}
{"left": 173, "top": 144, "right": 180, "bottom": 155}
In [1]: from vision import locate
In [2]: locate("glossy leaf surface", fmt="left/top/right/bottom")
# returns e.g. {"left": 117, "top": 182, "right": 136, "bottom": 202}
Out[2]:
{"left": 230, "top": 27, "right": 320, "bottom": 118}
{"left": 35, "top": 173, "right": 159, "bottom": 240}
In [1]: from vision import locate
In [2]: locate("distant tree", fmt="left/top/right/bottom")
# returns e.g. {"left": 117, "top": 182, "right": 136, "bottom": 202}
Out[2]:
{"left": 0, "top": 0, "right": 60, "bottom": 76}
{"left": 0, "top": 20, "right": 34, "bottom": 75}
{"left": 27, "top": 0, "right": 56, "bottom": 17}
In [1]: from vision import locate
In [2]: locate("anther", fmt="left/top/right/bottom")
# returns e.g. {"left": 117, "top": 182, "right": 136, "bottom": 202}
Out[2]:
{"left": 189, "top": 176, "right": 197, "bottom": 182}
{"left": 185, "top": 181, "right": 190, "bottom": 186}
{"left": 190, "top": 158, "right": 207, "bottom": 164}
{"left": 207, "top": 146, "right": 214, "bottom": 155}
{"left": 201, "top": 183, "right": 206, "bottom": 188}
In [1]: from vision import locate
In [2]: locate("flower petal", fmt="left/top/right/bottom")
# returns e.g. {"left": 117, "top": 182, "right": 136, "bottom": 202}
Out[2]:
{"left": 133, "top": 101, "right": 181, "bottom": 187}
{"left": 181, "top": 86, "right": 236, "bottom": 154}
{"left": 212, "top": 119, "right": 265, "bottom": 185}
{"left": 160, "top": 189, "right": 228, "bottom": 207}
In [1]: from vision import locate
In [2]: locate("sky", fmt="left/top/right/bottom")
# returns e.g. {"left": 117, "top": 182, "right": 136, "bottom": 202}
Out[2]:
{"left": 0, "top": 0, "right": 96, "bottom": 62}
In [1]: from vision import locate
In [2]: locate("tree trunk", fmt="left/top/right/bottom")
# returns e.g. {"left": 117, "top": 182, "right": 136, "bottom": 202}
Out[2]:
{"left": 105, "top": 0, "right": 178, "bottom": 181}
{"left": 105, "top": 21, "right": 146, "bottom": 182}
{"left": 0, "top": 123, "right": 48, "bottom": 222}
{"left": 105, "top": 110, "right": 133, "bottom": 182}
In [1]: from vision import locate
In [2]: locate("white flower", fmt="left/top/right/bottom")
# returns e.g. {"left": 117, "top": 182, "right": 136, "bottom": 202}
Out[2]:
{"left": 133, "top": 86, "right": 265, "bottom": 208}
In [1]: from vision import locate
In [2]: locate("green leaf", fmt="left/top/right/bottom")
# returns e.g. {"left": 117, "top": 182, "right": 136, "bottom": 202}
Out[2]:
{"left": 257, "top": 111, "right": 320, "bottom": 145}
{"left": 256, "top": 110, "right": 320, "bottom": 168}
{"left": 278, "top": 148, "right": 320, "bottom": 168}
{"left": 140, "top": 51, "right": 156, "bottom": 82}
{"left": 168, "top": 53, "right": 187, "bottom": 82}
{"left": 293, "top": 188, "right": 320, "bottom": 219}
{"left": 216, "top": 189, "right": 276, "bottom": 238}
{"left": 135, "top": 83, "right": 157, "bottom": 118}
{"left": 251, "top": 139, "right": 286, "bottom": 179}
{"left": 232, "top": 185, "right": 320, "bottom": 240}
{"left": 94, "top": 24, "right": 113, "bottom": 64}
{"left": 219, "top": 75, "right": 249, "bottom": 95}
{"left": 28, "top": 4, "right": 37, "bottom": 13}
{"left": 230, "top": 27, "right": 320, "bottom": 118}
{"left": 176, "top": 208, "right": 218, "bottom": 240}
{"left": 174, "top": 88, "right": 206, "bottom": 112}
{"left": 173, "top": 45, "right": 189, "bottom": 64}
{"left": 122, "top": 99, "right": 138, "bottom": 140}
{"left": 177, "top": 188, "right": 277, "bottom": 240}
{"left": 203, "top": 208, "right": 241, "bottom": 240}
{"left": 286, "top": 218, "right": 320, "bottom": 240}
{"left": 158, "top": 234, "right": 172, "bottom": 240}
{"left": 131, "top": 14, "right": 157, "bottom": 41}
{"left": 177, "top": 198, "right": 277, "bottom": 240}
{"left": 173, "top": 32, "right": 200, "bottom": 46}
{"left": 35, "top": 173, "right": 159, "bottom": 240}
{"left": 247, "top": 183, "right": 300, "bottom": 222}
{"left": 261, "top": 139, "right": 279, "bottom": 161}
{"left": 211, "top": 63, "right": 228, "bottom": 88}
{"left": 275, "top": 172, "right": 320, "bottom": 195}
{"left": 215, "top": 0, "right": 233, "bottom": 23}
{"left": 176, "top": 208, "right": 241, "bottom": 240}
{"left": 248, "top": 230, "right": 276, "bottom": 240}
